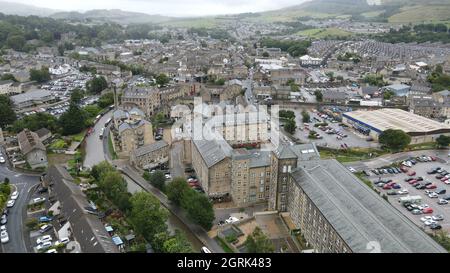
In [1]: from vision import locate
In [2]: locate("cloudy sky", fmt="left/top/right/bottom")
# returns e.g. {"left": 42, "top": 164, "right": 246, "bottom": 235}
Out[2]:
{"left": 9, "top": 0, "right": 311, "bottom": 17}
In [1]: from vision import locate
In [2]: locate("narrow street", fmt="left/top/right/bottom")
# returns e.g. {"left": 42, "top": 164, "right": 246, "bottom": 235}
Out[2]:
{"left": 83, "top": 110, "right": 113, "bottom": 168}
{"left": 0, "top": 147, "right": 40, "bottom": 253}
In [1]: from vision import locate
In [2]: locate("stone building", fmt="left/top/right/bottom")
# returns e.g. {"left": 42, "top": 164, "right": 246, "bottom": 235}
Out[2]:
{"left": 17, "top": 129, "right": 48, "bottom": 169}
{"left": 231, "top": 149, "right": 271, "bottom": 206}
{"left": 130, "top": 140, "right": 169, "bottom": 169}
{"left": 286, "top": 159, "right": 446, "bottom": 253}
{"left": 268, "top": 143, "right": 320, "bottom": 212}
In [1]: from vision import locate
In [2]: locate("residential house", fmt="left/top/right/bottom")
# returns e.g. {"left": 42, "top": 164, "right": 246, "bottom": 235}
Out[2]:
{"left": 17, "top": 129, "right": 48, "bottom": 169}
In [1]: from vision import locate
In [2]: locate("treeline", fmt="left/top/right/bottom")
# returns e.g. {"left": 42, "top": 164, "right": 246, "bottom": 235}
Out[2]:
{"left": 260, "top": 38, "right": 311, "bottom": 57}
{"left": 374, "top": 23, "right": 450, "bottom": 44}
{"left": 0, "top": 13, "right": 176, "bottom": 52}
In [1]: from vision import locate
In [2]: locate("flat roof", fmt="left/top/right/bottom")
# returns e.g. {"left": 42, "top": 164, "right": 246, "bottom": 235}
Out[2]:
{"left": 292, "top": 159, "right": 446, "bottom": 253}
{"left": 343, "top": 108, "right": 450, "bottom": 134}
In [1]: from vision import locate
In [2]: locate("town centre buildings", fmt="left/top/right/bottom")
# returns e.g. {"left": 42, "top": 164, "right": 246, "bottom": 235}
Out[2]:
{"left": 343, "top": 108, "right": 450, "bottom": 144}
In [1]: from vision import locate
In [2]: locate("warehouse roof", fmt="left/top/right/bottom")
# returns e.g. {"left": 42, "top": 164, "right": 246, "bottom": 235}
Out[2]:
{"left": 292, "top": 159, "right": 446, "bottom": 253}
{"left": 343, "top": 108, "right": 450, "bottom": 134}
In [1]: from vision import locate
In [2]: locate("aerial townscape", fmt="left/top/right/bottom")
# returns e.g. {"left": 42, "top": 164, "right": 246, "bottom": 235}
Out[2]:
{"left": 1, "top": 0, "right": 450, "bottom": 255}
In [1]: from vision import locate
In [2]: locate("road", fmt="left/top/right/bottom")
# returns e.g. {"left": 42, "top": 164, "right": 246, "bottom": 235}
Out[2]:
{"left": 83, "top": 110, "right": 113, "bottom": 168}
{"left": 0, "top": 147, "right": 40, "bottom": 253}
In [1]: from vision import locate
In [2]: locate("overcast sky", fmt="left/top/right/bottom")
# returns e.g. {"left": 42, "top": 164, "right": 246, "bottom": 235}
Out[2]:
{"left": 9, "top": 0, "right": 311, "bottom": 17}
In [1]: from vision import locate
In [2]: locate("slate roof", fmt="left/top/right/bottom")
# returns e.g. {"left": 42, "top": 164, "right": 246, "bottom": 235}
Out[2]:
{"left": 192, "top": 139, "right": 232, "bottom": 168}
{"left": 47, "top": 165, "right": 119, "bottom": 253}
{"left": 291, "top": 159, "right": 446, "bottom": 253}
{"left": 133, "top": 140, "right": 168, "bottom": 157}
{"left": 17, "top": 129, "right": 45, "bottom": 155}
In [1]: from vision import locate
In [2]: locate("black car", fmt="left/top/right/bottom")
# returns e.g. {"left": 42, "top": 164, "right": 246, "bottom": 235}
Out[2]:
{"left": 38, "top": 187, "right": 48, "bottom": 194}
{"left": 436, "top": 174, "right": 444, "bottom": 179}
{"left": 372, "top": 169, "right": 380, "bottom": 175}
{"left": 416, "top": 177, "right": 424, "bottom": 181}
{"left": 405, "top": 178, "right": 414, "bottom": 182}
{"left": 387, "top": 168, "right": 394, "bottom": 174}
{"left": 430, "top": 223, "right": 442, "bottom": 230}
{"left": 423, "top": 181, "right": 432, "bottom": 186}
{"left": 415, "top": 184, "right": 426, "bottom": 190}
{"left": 427, "top": 169, "right": 437, "bottom": 174}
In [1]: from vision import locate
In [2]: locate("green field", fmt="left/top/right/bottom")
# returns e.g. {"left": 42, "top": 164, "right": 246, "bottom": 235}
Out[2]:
{"left": 296, "top": 27, "right": 353, "bottom": 38}
{"left": 389, "top": 5, "right": 450, "bottom": 23}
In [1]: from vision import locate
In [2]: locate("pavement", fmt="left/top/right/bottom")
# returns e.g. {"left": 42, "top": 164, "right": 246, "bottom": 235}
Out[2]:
{"left": 83, "top": 110, "right": 113, "bottom": 168}
{"left": 0, "top": 146, "right": 40, "bottom": 253}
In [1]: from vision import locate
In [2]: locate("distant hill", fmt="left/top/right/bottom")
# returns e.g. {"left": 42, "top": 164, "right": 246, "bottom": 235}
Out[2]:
{"left": 249, "top": 0, "right": 450, "bottom": 23}
{"left": 0, "top": 1, "right": 58, "bottom": 16}
{"left": 50, "top": 9, "right": 172, "bottom": 24}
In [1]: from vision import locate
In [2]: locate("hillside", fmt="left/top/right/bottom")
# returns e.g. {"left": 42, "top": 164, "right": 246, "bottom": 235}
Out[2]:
{"left": 0, "top": 1, "right": 58, "bottom": 17}
{"left": 50, "top": 9, "right": 172, "bottom": 24}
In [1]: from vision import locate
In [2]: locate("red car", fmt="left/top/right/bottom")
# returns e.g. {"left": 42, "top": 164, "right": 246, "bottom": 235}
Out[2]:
{"left": 383, "top": 184, "right": 392, "bottom": 190}
{"left": 426, "top": 184, "right": 437, "bottom": 189}
{"left": 408, "top": 179, "right": 417, "bottom": 185}
{"left": 400, "top": 166, "right": 409, "bottom": 173}
{"left": 430, "top": 156, "right": 437, "bottom": 161}
{"left": 441, "top": 177, "right": 449, "bottom": 182}
{"left": 422, "top": 208, "right": 433, "bottom": 214}
{"left": 408, "top": 171, "right": 416, "bottom": 176}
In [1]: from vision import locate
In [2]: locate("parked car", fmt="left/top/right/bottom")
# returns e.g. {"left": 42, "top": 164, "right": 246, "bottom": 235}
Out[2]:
{"left": 428, "top": 192, "right": 439, "bottom": 198}
{"left": 1, "top": 230, "right": 9, "bottom": 243}
{"left": 0, "top": 214, "right": 6, "bottom": 225}
{"left": 36, "top": 235, "right": 52, "bottom": 245}
{"left": 408, "top": 171, "right": 416, "bottom": 176}
{"left": 10, "top": 191, "right": 19, "bottom": 200}
{"left": 438, "top": 199, "right": 449, "bottom": 205}
{"left": 39, "top": 216, "right": 53, "bottom": 223}
{"left": 424, "top": 220, "right": 437, "bottom": 226}
{"left": 412, "top": 209, "right": 422, "bottom": 215}
{"left": 420, "top": 216, "right": 433, "bottom": 222}
{"left": 225, "top": 217, "right": 239, "bottom": 224}
{"left": 432, "top": 215, "right": 444, "bottom": 221}
{"left": 422, "top": 208, "right": 434, "bottom": 214}
{"left": 426, "top": 184, "right": 437, "bottom": 189}
{"left": 39, "top": 224, "right": 53, "bottom": 233}
{"left": 6, "top": 200, "right": 15, "bottom": 208}
{"left": 36, "top": 241, "right": 52, "bottom": 251}
{"left": 397, "top": 189, "right": 409, "bottom": 195}
{"left": 430, "top": 223, "right": 442, "bottom": 230}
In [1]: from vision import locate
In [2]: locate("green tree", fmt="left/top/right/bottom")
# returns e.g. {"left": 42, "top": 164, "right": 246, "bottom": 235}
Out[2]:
{"left": 301, "top": 110, "right": 310, "bottom": 123}
{"left": 315, "top": 90, "right": 323, "bottom": 102}
{"left": 129, "top": 192, "right": 169, "bottom": 243}
{"left": 90, "top": 161, "right": 116, "bottom": 181}
{"left": 145, "top": 170, "right": 166, "bottom": 191}
{"left": 30, "top": 67, "right": 51, "bottom": 83}
{"left": 86, "top": 76, "right": 108, "bottom": 94}
{"left": 0, "top": 73, "right": 17, "bottom": 82}
{"left": 379, "top": 129, "right": 411, "bottom": 151}
{"left": 181, "top": 190, "right": 215, "bottom": 230}
{"left": 284, "top": 119, "right": 297, "bottom": 134}
{"left": 155, "top": 73, "right": 170, "bottom": 86}
{"left": 162, "top": 230, "right": 193, "bottom": 253}
{"left": 98, "top": 92, "right": 114, "bottom": 108}
{"left": 0, "top": 94, "right": 17, "bottom": 127}
{"left": 436, "top": 135, "right": 450, "bottom": 148}
{"left": 98, "top": 171, "right": 131, "bottom": 212}
{"left": 58, "top": 103, "right": 88, "bottom": 135}
{"left": 11, "top": 112, "right": 58, "bottom": 133}
{"left": 70, "top": 88, "right": 85, "bottom": 105}
{"left": 6, "top": 34, "right": 25, "bottom": 51}
{"left": 167, "top": 177, "right": 190, "bottom": 206}
{"left": 245, "top": 227, "right": 275, "bottom": 253}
